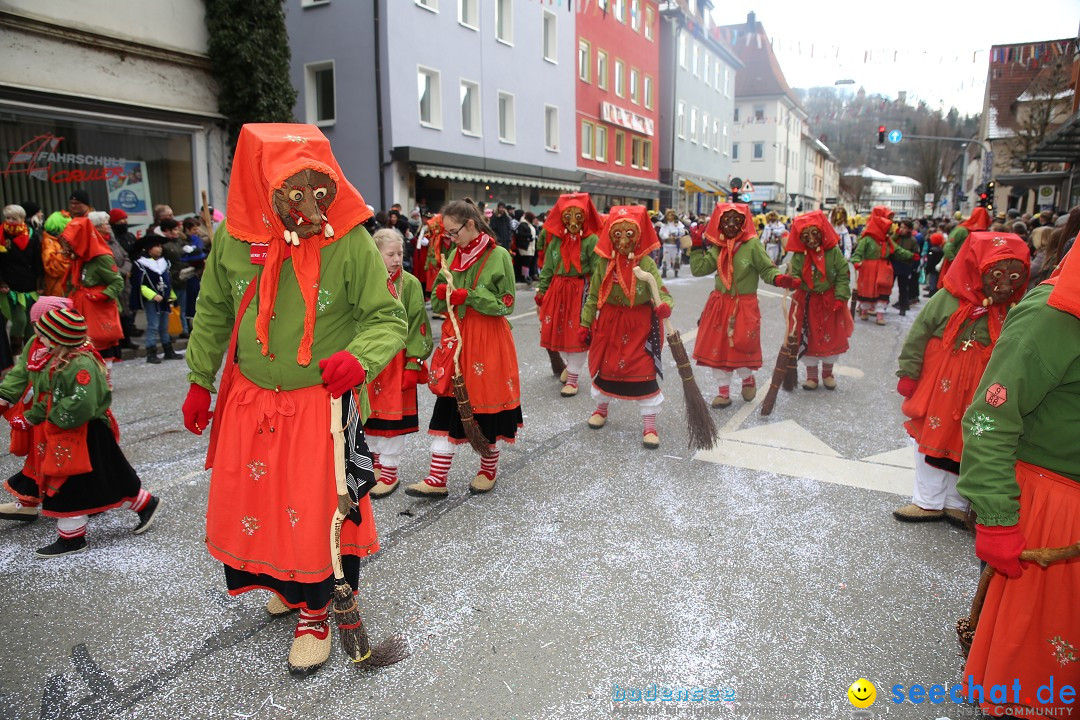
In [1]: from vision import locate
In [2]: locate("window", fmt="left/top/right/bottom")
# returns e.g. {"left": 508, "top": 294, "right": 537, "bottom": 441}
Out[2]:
{"left": 752, "top": 142, "right": 764, "bottom": 160}
{"left": 597, "top": 50, "right": 608, "bottom": 90}
{"left": 689, "top": 107, "right": 698, "bottom": 143}
{"left": 678, "top": 34, "right": 686, "bottom": 68}
{"left": 753, "top": 104, "right": 765, "bottom": 121}
{"left": 304, "top": 61, "right": 336, "bottom": 125}
{"left": 677, "top": 101, "right": 685, "bottom": 139}
{"left": 495, "top": 0, "right": 512, "bottom": 43}
{"left": 545, "top": 105, "right": 559, "bottom": 151}
{"left": 578, "top": 40, "right": 591, "bottom": 82}
{"left": 691, "top": 42, "right": 699, "bottom": 77}
{"left": 630, "top": 0, "right": 640, "bottom": 31}
{"left": 629, "top": 68, "right": 639, "bottom": 104}
{"left": 614, "top": 59, "right": 624, "bottom": 97}
{"left": 498, "top": 92, "right": 515, "bottom": 143}
{"left": 613, "top": 0, "right": 624, "bottom": 22}
{"left": 415, "top": 0, "right": 437, "bottom": 10}
{"left": 733, "top": 106, "right": 740, "bottom": 122}
{"left": 631, "top": 136, "right": 643, "bottom": 168}
{"left": 645, "top": 6, "right": 654, "bottom": 40}
{"left": 702, "top": 111, "right": 710, "bottom": 148}
{"left": 643, "top": 139, "right": 652, "bottom": 171}
{"left": 643, "top": 75, "right": 653, "bottom": 109}
{"left": 704, "top": 55, "right": 711, "bottom": 87}
{"left": 458, "top": 0, "right": 477, "bottom": 28}
{"left": 581, "top": 119, "right": 594, "bottom": 159}
{"left": 614, "top": 130, "right": 625, "bottom": 165}
{"left": 543, "top": 11, "right": 557, "bottom": 62}
{"left": 595, "top": 125, "right": 608, "bottom": 162}
{"left": 715, "top": 63, "right": 722, "bottom": 91}
{"left": 732, "top": 142, "right": 740, "bottom": 161}
{"left": 721, "top": 123, "right": 728, "bottom": 155}
{"left": 460, "top": 80, "right": 480, "bottom": 136}
{"left": 418, "top": 66, "right": 442, "bottom": 128}
{"left": 724, "top": 67, "right": 730, "bottom": 96}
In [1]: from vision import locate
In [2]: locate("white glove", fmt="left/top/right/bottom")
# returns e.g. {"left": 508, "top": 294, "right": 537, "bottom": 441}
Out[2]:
{"left": 182, "top": 245, "right": 195, "bottom": 254}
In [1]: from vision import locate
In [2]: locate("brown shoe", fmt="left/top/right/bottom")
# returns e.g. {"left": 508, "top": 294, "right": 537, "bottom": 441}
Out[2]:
{"left": 469, "top": 473, "right": 496, "bottom": 494}
{"left": 642, "top": 432, "right": 660, "bottom": 449}
{"left": 287, "top": 622, "right": 331, "bottom": 676}
{"left": 876, "top": 314, "right": 886, "bottom": 326}
{"left": 587, "top": 413, "right": 607, "bottom": 429}
{"left": 822, "top": 376, "right": 837, "bottom": 390}
{"left": 943, "top": 508, "right": 971, "bottom": 530}
{"left": 560, "top": 384, "right": 579, "bottom": 397}
{"left": 266, "top": 594, "right": 296, "bottom": 617}
{"left": 369, "top": 478, "right": 399, "bottom": 498}
{"left": 404, "top": 480, "right": 449, "bottom": 498}
{"left": 0, "top": 501, "right": 40, "bottom": 523}
{"left": 711, "top": 395, "right": 732, "bottom": 408}
{"left": 802, "top": 379, "right": 818, "bottom": 390}
{"left": 892, "top": 503, "right": 944, "bottom": 523}
{"left": 741, "top": 384, "right": 756, "bottom": 402}
{"left": 559, "top": 368, "right": 568, "bottom": 383}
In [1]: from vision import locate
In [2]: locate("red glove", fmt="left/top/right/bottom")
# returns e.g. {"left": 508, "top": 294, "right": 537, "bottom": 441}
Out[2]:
{"left": 83, "top": 290, "right": 108, "bottom": 301}
{"left": 912, "top": 253, "right": 921, "bottom": 263}
{"left": 449, "top": 288, "right": 468, "bottom": 306}
{"left": 975, "top": 524, "right": 1028, "bottom": 579}
{"left": 834, "top": 298, "right": 849, "bottom": 312}
{"left": 896, "top": 377, "right": 918, "bottom": 398}
{"left": 318, "top": 351, "right": 367, "bottom": 398}
{"left": 435, "top": 284, "right": 448, "bottom": 301}
{"left": 853, "top": 262, "right": 862, "bottom": 271}
{"left": 534, "top": 293, "right": 544, "bottom": 307}
{"left": 774, "top": 275, "right": 800, "bottom": 290}
{"left": 182, "top": 384, "right": 213, "bottom": 435}
{"left": 402, "top": 368, "right": 419, "bottom": 392}
{"left": 655, "top": 303, "right": 672, "bottom": 320}
{"left": 577, "top": 327, "right": 591, "bottom": 346}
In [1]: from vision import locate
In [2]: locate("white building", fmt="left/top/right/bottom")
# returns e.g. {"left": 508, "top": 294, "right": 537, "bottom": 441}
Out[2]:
{"left": 843, "top": 167, "right": 922, "bottom": 217}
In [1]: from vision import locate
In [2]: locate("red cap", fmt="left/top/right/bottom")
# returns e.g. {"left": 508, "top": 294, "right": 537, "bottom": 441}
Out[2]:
{"left": 108, "top": 208, "right": 128, "bottom": 224}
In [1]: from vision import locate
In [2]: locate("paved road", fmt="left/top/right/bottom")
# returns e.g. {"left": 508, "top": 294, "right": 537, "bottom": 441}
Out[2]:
{"left": 0, "top": 273, "right": 983, "bottom": 720}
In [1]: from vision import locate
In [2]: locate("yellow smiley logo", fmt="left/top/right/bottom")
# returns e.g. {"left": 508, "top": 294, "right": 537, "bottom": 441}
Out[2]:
{"left": 847, "top": 678, "right": 876, "bottom": 708}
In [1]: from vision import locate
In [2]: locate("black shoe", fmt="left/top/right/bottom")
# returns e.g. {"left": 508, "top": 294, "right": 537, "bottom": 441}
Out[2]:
{"left": 162, "top": 346, "right": 182, "bottom": 360}
{"left": 146, "top": 353, "right": 161, "bottom": 364}
{"left": 134, "top": 495, "right": 161, "bottom": 535}
{"left": 131, "top": 328, "right": 144, "bottom": 337}
{"left": 36, "top": 535, "right": 88, "bottom": 558}
{"left": 119, "top": 339, "right": 137, "bottom": 350}
{"left": 892, "top": 302, "right": 903, "bottom": 309}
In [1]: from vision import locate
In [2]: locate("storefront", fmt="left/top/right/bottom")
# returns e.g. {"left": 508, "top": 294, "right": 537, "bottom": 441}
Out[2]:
{"left": 413, "top": 164, "right": 579, "bottom": 215}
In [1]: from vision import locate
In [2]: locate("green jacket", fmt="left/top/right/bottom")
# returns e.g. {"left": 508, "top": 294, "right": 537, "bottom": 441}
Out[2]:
{"left": 397, "top": 270, "right": 433, "bottom": 371}
{"left": 957, "top": 284, "right": 1080, "bottom": 526}
{"left": 581, "top": 256, "right": 671, "bottom": 327}
{"left": 0, "top": 345, "right": 112, "bottom": 428}
{"left": 688, "top": 238, "right": 781, "bottom": 294}
{"left": 897, "top": 292, "right": 991, "bottom": 379}
{"left": 944, "top": 226, "right": 969, "bottom": 261}
{"left": 430, "top": 243, "right": 517, "bottom": 321}
{"left": 77, "top": 254, "right": 124, "bottom": 301}
{"left": 787, "top": 246, "right": 851, "bottom": 300}
{"left": 851, "top": 235, "right": 914, "bottom": 264}
{"left": 537, "top": 233, "right": 599, "bottom": 294}
{"left": 186, "top": 223, "right": 407, "bottom": 421}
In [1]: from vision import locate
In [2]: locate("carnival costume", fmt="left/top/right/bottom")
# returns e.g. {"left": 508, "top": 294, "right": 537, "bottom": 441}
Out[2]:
{"left": 940, "top": 206, "right": 991, "bottom": 288}
{"left": 60, "top": 218, "right": 124, "bottom": 351}
{"left": 851, "top": 205, "right": 914, "bottom": 324}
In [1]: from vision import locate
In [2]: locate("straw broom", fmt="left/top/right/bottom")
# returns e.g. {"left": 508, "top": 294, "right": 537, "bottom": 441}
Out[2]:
{"left": 632, "top": 267, "right": 717, "bottom": 451}
{"left": 329, "top": 396, "right": 410, "bottom": 667}
{"left": 760, "top": 290, "right": 801, "bottom": 417}
{"left": 547, "top": 349, "right": 567, "bottom": 378}
{"left": 439, "top": 263, "right": 496, "bottom": 459}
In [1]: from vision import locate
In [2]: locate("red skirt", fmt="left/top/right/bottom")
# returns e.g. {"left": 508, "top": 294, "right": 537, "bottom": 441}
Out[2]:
{"left": 205, "top": 370, "right": 378, "bottom": 585}
{"left": 963, "top": 461, "right": 1080, "bottom": 716}
{"left": 539, "top": 274, "right": 588, "bottom": 353}
{"left": 453, "top": 310, "right": 521, "bottom": 414}
{"left": 589, "top": 303, "right": 661, "bottom": 399}
{"left": 802, "top": 289, "right": 852, "bottom": 357}
{"left": 693, "top": 291, "right": 762, "bottom": 371}
{"left": 855, "top": 259, "right": 894, "bottom": 301}
{"left": 902, "top": 337, "right": 992, "bottom": 462}
{"left": 365, "top": 350, "right": 418, "bottom": 436}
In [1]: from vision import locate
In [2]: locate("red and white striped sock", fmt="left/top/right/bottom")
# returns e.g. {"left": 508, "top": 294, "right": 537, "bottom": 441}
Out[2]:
{"left": 58, "top": 524, "right": 86, "bottom": 540}
{"left": 716, "top": 385, "right": 730, "bottom": 399}
{"left": 594, "top": 403, "right": 609, "bottom": 418}
{"left": 822, "top": 363, "right": 835, "bottom": 379}
{"left": 296, "top": 605, "right": 330, "bottom": 638}
{"left": 130, "top": 488, "right": 151, "bottom": 513}
{"left": 371, "top": 452, "right": 382, "bottom": 471}
{"left": 565, "top": 372, "right": 579, "bottom": 388}
{"left": 424, "top": 452, "right": 454, "bottom": 487}
{"left": 17, "top": 498, "right": 40, "bottom": 509}
{"left": 742, "top": 375, "right": 756, "bottom": 389}
{"left": 642, "top": 414, "right": 657, "bottom": 435}
{"left": 806, "top": 364, "right": 819, "bottom": 383}
{"left": 379, "top": 464, "right": 398, "bottom": 485}
{"left": 478, "top": 447, "right": 500, "bottom": 480}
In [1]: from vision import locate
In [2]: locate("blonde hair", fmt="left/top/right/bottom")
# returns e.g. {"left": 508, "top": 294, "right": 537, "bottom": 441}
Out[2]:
{"left": 3, "top": 204, "right": 25, "bottom": 222}
{"left": 372, "top": 227, "right": 404, "bottom": 250}
{"left": 46, "top": 343, "right": 105, "bottom": 374}
{"left": 1030, "top": 226, "right": 1054, "bottom": 251}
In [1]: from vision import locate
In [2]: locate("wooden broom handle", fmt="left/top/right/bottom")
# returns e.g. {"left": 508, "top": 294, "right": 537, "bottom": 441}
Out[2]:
{"left": 632, "top": 266, "right": 673, "bottom": 335}
{"left": 439, "top": 261, "right": 465, "bottom": 369}
{"left": 329, "top": 395, "right": 349, "bottom": 581}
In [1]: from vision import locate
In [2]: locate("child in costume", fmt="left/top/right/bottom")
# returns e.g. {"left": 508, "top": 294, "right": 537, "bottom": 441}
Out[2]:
{"left": 0, "top": 308, "right": 160, "bottom": 557}
{"left": 851, "top": 205, "right": 916, "bottom": 325}
{"left": 366, "top": 229, "right": 433, "bottom": 498}
{"left": 955, "top": 243, "right": 1080, "bottom": 718}
{"left": 406, "top": 199, "right": 522, "bottom": 497}
{"left": 41, "top": 211, "right": 73, "bottom": 299}
{"left": 688, "top": 203, "right": 796, "bottom": 407}
{"left": 777, "top": 210, "right": 852, "bottom": 390}
{"left": 182, "top": 124, "right": 407, "bottom": 676}
{"left": 535, "top": 192, "right": 603, "bottom": 397}
{"left": 579, "top": 205, "right": 671, "bottom": 449}
{"left": 134, "top": 235, "right": 181, "bottom": 364}
{"left": 894, "top": 232, "right": 1029, "bottom": 525}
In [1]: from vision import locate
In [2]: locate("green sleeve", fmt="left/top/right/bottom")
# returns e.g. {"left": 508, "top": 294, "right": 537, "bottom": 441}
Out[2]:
{"left": 186, "top": 225, "right": 246, "bottom": 392}
{"left": 581, "top": 259, "right": 603, "bottom": 327}
{"left": 747, "top": 239, "right": 781, "bottom": 285}
{"left": 141, "top": 284, "right": 159, "bottom": 301}
{"left": 788, "top": 253, "right": 805, "bottom": 286}
{"left": 582, "top": 234, "right": 599, "bottom": 276}
{"left": 653, "top": 260, "right": 673, "bottom": 310}
{"left": 535, "top": 228, "right": 547, "bottom": 255}
{"left": 889, "top": 243, "right": 914, "bottom": 262}
{"left": 851, "top": 237, "right": 869, "bottom": 264}
{"left": 896, "top": 291, "right": 952, "bottom": 379}
{"left": 537, "top": 237, "right": 557, "bottom": 294}
{"left": 402, "top": 275, "right": 433, "bottom": 366}
{"left": 343, "top": 231, "right": 408, "bottom": 382}
{"left": 944, "top": 227, "right": 968, "bottom": 261}
{"left": 689, "top": 246, "right": 718, "bottom": 276}
{"left": 0, "top": 343, "right": 30, "bottom": 403}
{"left": 47, "top": 355, "right": 111, "bottom": 429}
{"left": 463, "top": 247, "right": 516, "bottom": 318}
{"left": 829, "top": 247, "right": 850, "bottom": 301}
{"left": 82, "top": 255, "right": 124, "bottom": 299}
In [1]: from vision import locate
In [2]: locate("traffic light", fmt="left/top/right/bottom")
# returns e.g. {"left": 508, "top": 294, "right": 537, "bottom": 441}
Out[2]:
{"left": 761, "top": 201, "right": 768, "bottom": 213}
{"left": 877, "top": 125, "right": 886, "bottom": 148}
{"left": 985, "top": 180, "right": 996, "bottom": 210}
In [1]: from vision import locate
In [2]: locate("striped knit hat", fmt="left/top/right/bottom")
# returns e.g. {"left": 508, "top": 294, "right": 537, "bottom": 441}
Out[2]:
{"left": 35, "top": 309, "right": 88, "bottom": 347}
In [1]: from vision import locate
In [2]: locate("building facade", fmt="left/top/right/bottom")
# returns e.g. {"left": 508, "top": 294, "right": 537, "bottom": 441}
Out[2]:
{"left": 575, "top": 0, "right": 665, "bottom": 210}
{"left": 288, "top": 0, "right": 581, "bottom": 214}
{"left": 0, "top": 0, "right": 229, "bottom": 227}
{"left": 657, "top": 0, "right": 741, "bottom": 215}
{"left": 843, "top": 167, "right": 922, "bottom": 217}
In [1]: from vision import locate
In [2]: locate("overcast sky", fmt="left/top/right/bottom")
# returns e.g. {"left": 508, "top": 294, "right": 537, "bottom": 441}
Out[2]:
{"left": 710, "top": 2, "right": 1080, "bottom": 116}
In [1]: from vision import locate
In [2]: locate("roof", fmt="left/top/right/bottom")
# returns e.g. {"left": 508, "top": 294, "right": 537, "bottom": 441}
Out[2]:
{"left": 1026, "top": 109, "right": 1080, "bottom": 163}
{"left": 712, "top": 16, "right": 800, "bottom": 108}
{"left": 842, "top": 166, "right": 918, "bottom": 185}
{"left": 985, "top": 38, "right": 1075, "bottom": 140}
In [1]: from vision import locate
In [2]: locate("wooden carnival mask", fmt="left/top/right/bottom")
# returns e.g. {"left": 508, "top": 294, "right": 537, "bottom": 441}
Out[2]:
{"left": 981, "top": 258, "right": 1027, "bottom": 305}
{"left": 610, "top": 218, "right": 639, "bottom": 256}
{"left": 561, "top": 206, "right": 586, "bottom": 236}
{"left": 800, "top": 225, "right": 824, "bottom": 251}
{"left": 272, "top": 168, "right": 338, "bottom": 243}
{"left": 719, "top": 209, "right": 745, "bottom": 240}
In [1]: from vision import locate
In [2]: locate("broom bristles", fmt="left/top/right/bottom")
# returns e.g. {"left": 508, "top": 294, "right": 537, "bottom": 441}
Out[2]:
{"left": 667, "top": 331, "right": 717, "bottom": 451}
{"left": 453, "top": 374, "right": 495, "bottom": 458}
{"left": 332, "top": 580, "right": 369, "bottom": 661}
{"left": 547, "top": 349, "right": 566, "bottom": 377}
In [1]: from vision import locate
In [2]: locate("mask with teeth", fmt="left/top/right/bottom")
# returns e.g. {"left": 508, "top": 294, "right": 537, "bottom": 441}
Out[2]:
{"left": 272, "top": 168, "right": 338, "bottom": 245}
{"left": 981, "top": 258, "right": 1027, "bottom": 305}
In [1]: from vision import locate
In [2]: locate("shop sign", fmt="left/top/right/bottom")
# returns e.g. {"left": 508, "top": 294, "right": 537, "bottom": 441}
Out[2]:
{"left": 600, "top": 102, "right": 655, "bottom": 137}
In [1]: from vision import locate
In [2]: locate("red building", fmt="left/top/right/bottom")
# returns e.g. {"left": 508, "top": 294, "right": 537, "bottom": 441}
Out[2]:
{"left": 576, "top": 0, "right": 664, "bottom": 210}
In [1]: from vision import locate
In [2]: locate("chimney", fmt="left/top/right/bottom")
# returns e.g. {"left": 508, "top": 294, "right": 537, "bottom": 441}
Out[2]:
{"left": 747, "top": 11, "right": 756, "bottom": 28}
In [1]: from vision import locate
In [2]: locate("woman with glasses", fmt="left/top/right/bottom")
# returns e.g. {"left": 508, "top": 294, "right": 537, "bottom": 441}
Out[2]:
{"left": 406, "top": 199, "right": 523, "bottom": 497}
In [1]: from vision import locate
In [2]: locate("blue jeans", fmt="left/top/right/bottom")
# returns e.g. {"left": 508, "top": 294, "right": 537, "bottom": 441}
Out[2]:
{"left": 175, "top": 289, "right": 189, "bottom": 334}
{"left": 145, "top": 303, "right": 171, "bottom": 349}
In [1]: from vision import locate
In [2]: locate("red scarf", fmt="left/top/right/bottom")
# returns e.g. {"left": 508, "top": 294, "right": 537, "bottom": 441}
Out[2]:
{"left": 224, "top": 124, "right": 372, "bottom": 367}
{"left": 941, "top": 231, "right": 1030, "bottom": 350}
{"left": 786, "top": 211, "right": 840, "bottom": 288}
{"left": 449, "top": 233, "right": 493, "bottom": 272}
{"left": 3, "top": 222, "right": 29, "bottom": 251}
{"left": 702, "top": 203, "right": 755, "bottom": 290}
{"left": 542, "top": 192, "right": 604, "bottom": 274}
{"left": 594, "top": 206, "right": 660, "bottom": 307}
